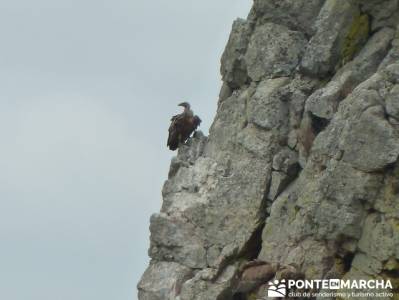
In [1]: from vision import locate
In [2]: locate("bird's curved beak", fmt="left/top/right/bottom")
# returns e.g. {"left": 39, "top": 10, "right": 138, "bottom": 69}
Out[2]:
{"left": 178, "top": 102, "right": 185, "bottom": 107}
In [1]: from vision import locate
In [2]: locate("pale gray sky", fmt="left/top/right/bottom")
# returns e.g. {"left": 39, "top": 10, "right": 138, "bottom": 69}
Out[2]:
{"left": 0, "top": 1, "right": 251, "bottom": 299}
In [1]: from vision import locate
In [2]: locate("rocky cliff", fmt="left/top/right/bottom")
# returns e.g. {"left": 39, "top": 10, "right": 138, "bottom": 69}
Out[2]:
{"left": 138, "top": 1, "right": 399, "bottom": 299}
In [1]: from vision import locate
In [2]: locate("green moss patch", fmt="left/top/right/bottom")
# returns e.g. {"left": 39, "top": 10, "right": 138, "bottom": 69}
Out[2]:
{"left": 340, "top": 13, "right": 370, "bottom": 66}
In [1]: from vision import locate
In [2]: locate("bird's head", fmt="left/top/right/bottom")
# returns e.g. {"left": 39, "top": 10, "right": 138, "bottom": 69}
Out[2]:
{"left": 178, "top": 102, "right": 191, "bottom": 109}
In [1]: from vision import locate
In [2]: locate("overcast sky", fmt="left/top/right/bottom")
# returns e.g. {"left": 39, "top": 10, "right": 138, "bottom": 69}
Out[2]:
{"left": 0, "top": 1, "right": 251, "bottom": 300}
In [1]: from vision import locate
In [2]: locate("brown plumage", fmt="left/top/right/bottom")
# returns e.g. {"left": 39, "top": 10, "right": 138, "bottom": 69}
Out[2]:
{"left": 167, "top": 102, "right": 201, "bottom": 151}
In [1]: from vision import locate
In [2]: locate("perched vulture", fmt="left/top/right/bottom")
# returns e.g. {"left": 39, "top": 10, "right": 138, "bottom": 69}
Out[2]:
{"left": 167, "top": 102, "right": 201, "bottom": 151}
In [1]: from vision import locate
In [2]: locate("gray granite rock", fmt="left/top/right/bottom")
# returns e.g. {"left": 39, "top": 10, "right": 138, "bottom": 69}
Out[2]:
{"left": 361, "top": 0, "right": 399, "bottom": 31}
{"left": 340, "top": 105, "right": 399, "bottom": 172}
{"left": 269, "top": 148, "right": 300, "bottom": 200}
{"left": 247, "top": 78, "right": 290, "bottom": 130}
{"left": 379, "top": 26, "right": 399, "bottom": 70}
{"left": 352, "top": 252, "right": 383, "bottom": 276}
{"left": 149, "top": 213, "right": 207, "bottom": 269}
{"left": 139, "top": 1, "right": 399, "bottom": 299}
{"left": 179, "top": 265, "right": 236, "bottom": 300}
{"left": 357, "top": 214, "right": 396, "bottom": 262}
{"left": 137, "top": 262, "right": 193, "bottom": 300}
{"left": 300, "top": 0, "right": 362, "bottom": 77}
{"left": 272, "top": 147, "right": 299, "bottom": 174}
{"left": 252, "top": 0, "right": 325, "bottom": 36}
{"left": 305, "top": 27, "right": 394, "bottom": 119}
{"left": 220, "top": 19, "right": 252, "bottom": 89}
{"left": 244, "top": 23, "right": 306, "bottom": 81}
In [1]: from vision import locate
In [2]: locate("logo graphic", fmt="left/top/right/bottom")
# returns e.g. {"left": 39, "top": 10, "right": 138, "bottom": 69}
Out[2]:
{"left": 329, "top": 279, "right": 340, "bottom": 289}
{"left": 262, "top": 278, "right": 393, "bottom": 299}
{"left": 267, "top": 279, "right": 286, "bottom": 298}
